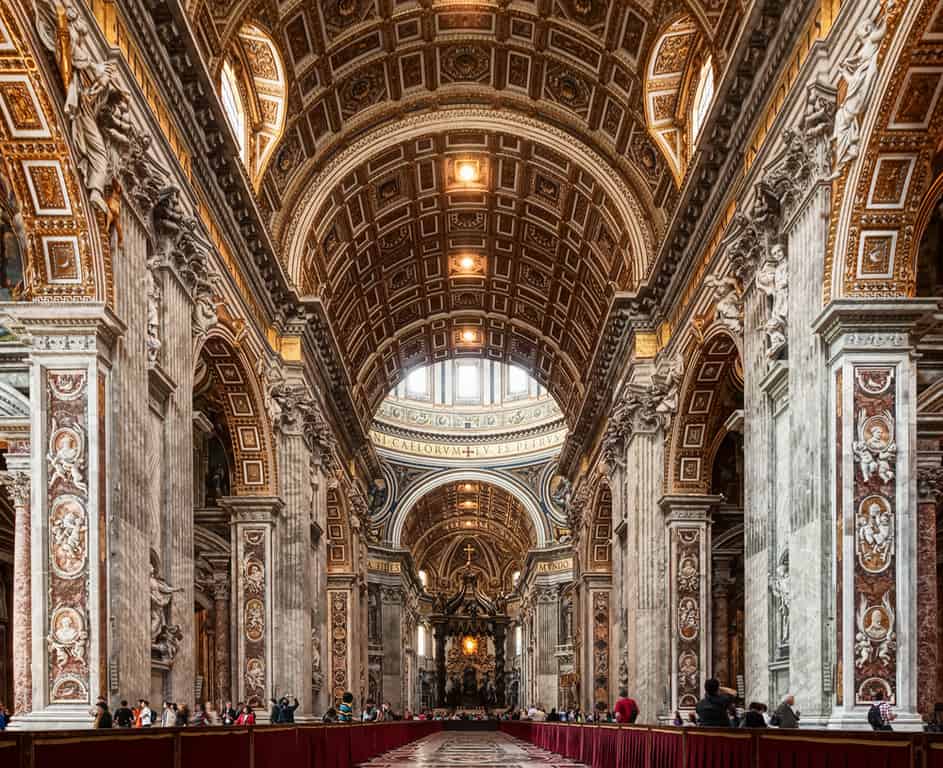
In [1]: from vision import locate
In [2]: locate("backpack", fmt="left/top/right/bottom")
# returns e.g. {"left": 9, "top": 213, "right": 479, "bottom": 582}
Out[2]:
{"left": 867, "top": 704, "right": 884, "bottom": 729}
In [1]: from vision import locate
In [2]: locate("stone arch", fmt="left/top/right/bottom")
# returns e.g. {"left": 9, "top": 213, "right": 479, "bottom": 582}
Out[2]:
{"left": 389, "top": 468, "right": 550, "bottom": 549}
{"left": 830, "top": 0, "right": 943, "bottom": 299}
{"left": 325, "top": 486, "right": 352, "bottom": 573}
{"left": 0, "top": 3, "right": 108, "bottom": 300}
{"left": 666, "top": 329, "right": 743, "bottom": 494}
{"left": 585, "top": 480, "right": 613, "bottom": 574}
{"left": 643, "top": 15, "right": 712, "bottom": 184}
{"left": 220, "top": 22, "right": 287, "bottom": 188}
{"left": 194, "top": 330, "right": 277, "bottom": 496}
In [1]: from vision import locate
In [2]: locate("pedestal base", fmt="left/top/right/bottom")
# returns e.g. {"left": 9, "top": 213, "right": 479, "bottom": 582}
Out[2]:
{"left": 826, "top": 708, "right": 924, "bottom": 732}
{"left": 7, "top": 705, "right": 93, "bottom": 730}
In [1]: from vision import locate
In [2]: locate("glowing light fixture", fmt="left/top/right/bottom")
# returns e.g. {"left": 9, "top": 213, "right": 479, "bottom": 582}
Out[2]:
{"left": 460, "top": 500, "right": 477, "bottom": 509}
{"left": 455, "top": 159, "right": 480, "bottom": 183}
{"left": 461, "top": 329, "right": 478, "bottom": 343}
{"left": 459, "top": 255, "right": 476, "bottom": 271}
{"left": 462, "top": 635, "right": 479, "bottom": 655}
{"left": 462, "top": 483, "right": 475, "bottom": 492}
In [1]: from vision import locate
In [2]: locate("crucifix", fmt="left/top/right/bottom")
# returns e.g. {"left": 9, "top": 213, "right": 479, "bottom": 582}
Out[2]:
{"left": 464, "top": 543, "right": 475, "bottom": 565}
{"left": 462, "top": 446, "right": 474, "bottom": 458}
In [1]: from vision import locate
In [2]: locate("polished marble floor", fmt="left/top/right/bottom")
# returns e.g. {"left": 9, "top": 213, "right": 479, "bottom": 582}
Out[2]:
{"left": 357, "top": 731, "right": 587, "bottom": 768}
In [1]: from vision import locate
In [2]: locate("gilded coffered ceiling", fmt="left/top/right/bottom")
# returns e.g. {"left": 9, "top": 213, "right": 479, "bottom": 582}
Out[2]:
{"left": 401, "top": 481, "right": 536, "bottom": 594}
{"left": 187, "top": 0, "right": 744, "bottom": 431}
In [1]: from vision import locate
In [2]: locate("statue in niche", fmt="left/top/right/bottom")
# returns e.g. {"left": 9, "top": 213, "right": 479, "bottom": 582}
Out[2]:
{"left": 367, "top": 585, "right": 381, "bottom": 644}
{"left": 150, "top": 560, "right": 182, "bottom": 643}
{"left": 367, "top": 478, "right": 388, "bottom": 516}
{"left": 770, "top": 555, "right": 791, "bottom": 647}
{"left": 831, "top": 5, "right": 891, "bottom": 172}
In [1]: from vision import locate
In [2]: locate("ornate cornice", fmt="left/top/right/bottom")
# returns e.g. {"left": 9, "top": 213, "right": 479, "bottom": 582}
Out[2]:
{"left": 123, "top": 0, "right": 295, "bottom": 322}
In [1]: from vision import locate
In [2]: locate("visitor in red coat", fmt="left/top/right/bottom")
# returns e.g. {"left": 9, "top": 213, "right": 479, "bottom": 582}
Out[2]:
{"left": 614, "top": 688, "right": 640, "bottom": 724}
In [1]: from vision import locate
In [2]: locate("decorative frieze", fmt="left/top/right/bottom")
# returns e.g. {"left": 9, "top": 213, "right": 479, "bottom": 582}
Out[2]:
{"left": 45, "top": 369, "right": 92, "bottom": 704}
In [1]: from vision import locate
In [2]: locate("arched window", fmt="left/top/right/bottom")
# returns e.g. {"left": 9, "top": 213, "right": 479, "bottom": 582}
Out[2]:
{"left": 220, "top": 59, "right": 247, "bottom": 161}
{"left": 218, "top": 24, "right": 287, "bottom": 187}
{"left": 515, "top": 624, "right": 522, "bottom": 656}
{"left": 691, "top": 57, "right": 715, "bottom": 140}
{"left": 418, "top": 569, "right": 428, "bottom": 588}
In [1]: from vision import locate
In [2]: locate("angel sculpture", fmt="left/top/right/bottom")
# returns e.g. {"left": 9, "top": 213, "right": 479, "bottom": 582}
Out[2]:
{"left": 35, "top": 0, "right": 125, "bottom": 214}
{"left": 703, "top": 275, "right": 743, "bottom": 336}
{"left": 854, "top": 592, "right": 895, "bottom": 669}
{"left": 832, "top": 4, "right": 893, "bottom": 172}
{"left": 47, "top": 420, "right": 87, "bottom": 492}
{"left": 853, "top": 409, "right": 896, "bottom": 483}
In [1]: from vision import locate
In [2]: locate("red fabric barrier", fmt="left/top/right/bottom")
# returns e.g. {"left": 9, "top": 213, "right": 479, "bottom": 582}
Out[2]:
{"left": 651, "top": 728, "right": 684, "bottom": 768}
{"left": 180, "top": 729, "right": 250, "bottom": 768}
{"left": 554, "top": 724, "right": 566, "bottom": 754}
{"left": 757, "top": 734, "right": 913, "bottom": 768}
{"left": 254, "top": 727, "right": 308, "bottom": 768}
{"left": 618, "top": 727, "right": 649, "bottom": 767}
{"left": 593, "top": 726, "right": 621, "bottom": 768}
{"left": 580, "top": 725, "right": 596, "bottom": 766}
{"left": 930, "top": 743, "right": 943, "bottom": 768}
{"left": 565, "top": 724, "right": 583, "bottom": 760}
{"left": 0, "top": 739, "right": 18, "bottom": 768}
{"left": 34, "top": 731, "right": 176, "bottom": 768}
{"left": 320, "top": 724, "right": 352, "bottom": 768}
{"left": 686, "top": 731, "right": 752, "bottom": 768}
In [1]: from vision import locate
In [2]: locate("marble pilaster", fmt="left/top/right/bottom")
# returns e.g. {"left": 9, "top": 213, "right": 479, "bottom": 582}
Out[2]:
{"left": 0, "top": 461, "right": 30, "bottom": 714}
{"left": 220, "top": 496, "right": 282, "bottom": 715}
{"left": 815, "top": 299, "right": 936, "bottom": 731}
{"left": 661, "top": 495, "right": 719, "bottom": 713}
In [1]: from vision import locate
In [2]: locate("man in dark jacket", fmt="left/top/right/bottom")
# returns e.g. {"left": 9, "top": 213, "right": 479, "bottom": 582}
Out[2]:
{"left": 113, "top": 700, "right": 134, "bottom": 728}
{"left": 771, "top": 695, "right": 800, "bottom": 728}
{"left": 695, "top": 678, "right": 738, "bottom": 727}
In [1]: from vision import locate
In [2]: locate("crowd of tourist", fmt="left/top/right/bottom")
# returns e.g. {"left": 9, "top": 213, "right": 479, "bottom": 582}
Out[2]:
{"left": 0, "top": 679, "right": 904, "bottom": 732}
{"left": 509, "top": 679, "right": 898, "bottom": 732}
{"left": 84, "top": 695, "right": 299, "bottom": 728}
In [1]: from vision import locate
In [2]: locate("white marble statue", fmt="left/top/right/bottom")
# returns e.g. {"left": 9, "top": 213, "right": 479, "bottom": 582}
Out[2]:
{"left": 832, "top": 6, "right": 891, "bottom": 172}
{"left": 853, "top": 409, "right": 896, "bottom": 484}
{"left": 754, "top": 244, "right": 788, "bottom": 358}
{"left": 703, "top": 275, "right": 743, "bottom": 336}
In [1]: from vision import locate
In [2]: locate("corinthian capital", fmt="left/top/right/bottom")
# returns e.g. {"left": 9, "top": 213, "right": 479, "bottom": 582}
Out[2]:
{"left": 918, "top": 465, "right": 943, "bottom": 503}
{"left": 0, "top": 470, "right": 30, "bottom": 508}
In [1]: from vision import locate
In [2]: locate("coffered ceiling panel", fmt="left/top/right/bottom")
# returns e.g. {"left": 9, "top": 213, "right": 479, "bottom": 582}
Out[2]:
{"left": 304, "top": 130, "right": 636, "bottom": 426}
{"left": 401, "top": 481, "right": 536, "bottom": 595}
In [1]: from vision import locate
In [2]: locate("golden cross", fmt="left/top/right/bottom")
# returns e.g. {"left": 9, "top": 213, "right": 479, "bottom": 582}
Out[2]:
{"left": 464, "top": 543, "right": 475, "bottom": 565}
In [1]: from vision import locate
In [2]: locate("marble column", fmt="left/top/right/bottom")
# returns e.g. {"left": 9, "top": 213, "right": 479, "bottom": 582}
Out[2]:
{"left": 271, "top": 395, "right": 315, "bottom": 713}
{"left": 624, "top": 428, "right": 669, "bottom": 721}
{"left": 916, "top": 466, "right": 942, "bottom": 717}
{"left": 494, "top": 622, "right": 506, "bottom": 706}
{"left": 0, "top": 460, "right": 30, "bottom": 714}
{"left": 534, "top": 589, "right": 559, "bottom": 710}
{"left": 661, "top": 495, "right": 719, "bottom": 712}
{"left": 711, "top": 559, "right": 734, "bottom": 688}
{"left": 220, "top": 496, "right": 282, "bottom": 715}
{"left": 434, "top": 624, "right": 447, "bottom": 705}
{"left": 815, "top": 300, "right": 935, "bottom": 730}
{"left": 212, "top": 576, "right": 231, "bottom": 703}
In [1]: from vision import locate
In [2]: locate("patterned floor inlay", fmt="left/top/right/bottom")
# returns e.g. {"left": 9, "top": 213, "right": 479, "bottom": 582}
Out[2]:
{"left": 357, "top": 731, "right": 588, "bottom": 767}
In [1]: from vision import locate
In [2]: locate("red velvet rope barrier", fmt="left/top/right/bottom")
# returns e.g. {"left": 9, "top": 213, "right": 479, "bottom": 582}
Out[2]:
{"left": 497, "top": 721, "right": 932, "bottom": 768}
{"left": 1, "top": 720, "right": 444, "bottom": 768}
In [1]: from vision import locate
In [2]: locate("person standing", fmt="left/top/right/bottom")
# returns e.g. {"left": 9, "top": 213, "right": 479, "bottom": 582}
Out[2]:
{"left": 0, "top": 703, "right": 9, "bottom": 731}
{"left": 338, "top": 692, "right": 354, "bottom": 722}
{"left": 694, "top": 678, "right": 737, "bottom": 727}
{"left": 236, "top": 704, "right": 255, "bottom": 725}
{"left": 114, "top": 699, "right": 135, "bottom": 728}
{"left": 614, "top": 688, "right": 640, "bottom": 724}
{"left": 222, "top": 700, "right": 237, "bottom": 726}
{"left": 94, "top": 701, "right": 113, "bottom": 729}
{"left": 160, "top": 701, "right": 175, "bottom": 727}
{"left": 139, "top": 700, "right": 154, "bottom": 727}
{"left": 281, "top": 696, "right": 299, "bottom": 723}
{"left": 868, "top": 690, "right": 895, "bottom": 731}
{"left": 771, "top": 695, "right": 800, "bottom": 728}
{"left": 741, "top": 702, "right": 768, "bottom": 728}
